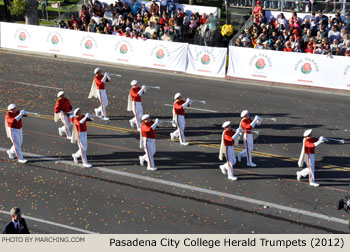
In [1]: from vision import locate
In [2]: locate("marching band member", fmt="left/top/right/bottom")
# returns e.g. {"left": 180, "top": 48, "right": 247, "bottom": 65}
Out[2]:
{"left": 219, "top": 121, "right": 242, "bottom": 180}
{"left": 71, "top": 108, "right": 93, "bottom": 168}
{"left": 139, "top": 114, "right": 159, "bottom": 171}
{"left": 297, "top": 129, "right": 325, "bottom": 187}
{"left": 170, "top": 93, "right": 191, "bottom": 146}
{"left": 89, "top": 67, "right": 111, "bottom": 121}
{"left": 238, "top": 110, "right": 261, "bottom": 167}
{"left": 5, "top": 104, "right": 28, "bottom": 163}
{"left": 127, "top": 80, "right": 146, "bottom": 131}
{"left": 54, "top": 91, "right": 73, "bottom": 139}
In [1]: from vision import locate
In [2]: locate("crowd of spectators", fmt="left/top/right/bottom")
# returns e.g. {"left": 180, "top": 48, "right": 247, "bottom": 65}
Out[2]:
{"left": 58, "top": 0, "right": 218, "bottom": 42}
{"left": 235, "top": 1, "right": 350, "bottom": 56}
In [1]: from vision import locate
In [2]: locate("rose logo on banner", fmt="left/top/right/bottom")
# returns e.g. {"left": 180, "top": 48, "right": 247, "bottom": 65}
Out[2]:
{"left": 51, "top": 35, "right": 59, "bottom": 45}
{"left": 85, "top": 40, "right": 93, "bottom": 50}
{"left": 120, "top": 44, "right": 128, "bottom": 54}
{"left": 301, "top": 62, "right": 312, "bottom": 74}
{"left": 201, "top": 54, "right": 210, "bottom": 65}
{"left": 156, "top": 49, "right": 165, "bottom": 59}
{"left": 255, "top": 58, "right": 266, "bottom": 70}
{"left": 19, "top": 31, "right": 26, "bottom": 41}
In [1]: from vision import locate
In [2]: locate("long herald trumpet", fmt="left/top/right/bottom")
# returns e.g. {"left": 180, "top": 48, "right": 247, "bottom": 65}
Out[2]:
{"left": 145, "top": 86, "right": 160, "bottom": 90}
{"left": 26, "top": 111, "right": 40, "bottom": 117}
{"left": 260, "top": 117, "right": 277, "bottom": 122}
{"left": 190, "top": 99, "right": 206, "bottom": 104}
{"left": 240, "top": 130, "right": 259, "bottom": 135}
{"left": 324, "top": 137, "right": 345, "bottom": 144}
{"left": 159, "top": 120, "right": 174, "bottom": 124}
{"left": 109, "top": 73, "right": 122, "bottom": 77}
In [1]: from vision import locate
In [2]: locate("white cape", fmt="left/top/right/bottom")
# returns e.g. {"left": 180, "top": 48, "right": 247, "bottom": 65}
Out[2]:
{"left": 127, "top": 93, "right": 133, "bottom": 112}
{"left": 298, "top": 138, "right": 306, "bottom": 168}
{"left": 219, "top": 132, "right": 226, "bottom": 161}
{"left": 88, "top": 80, "right": 98, "bottom": 99}
{"left": 4, "top": 120, "right": 10, "bottom": 139}
{"left": 71, "top": 124, "right": 79, "bottom": 144}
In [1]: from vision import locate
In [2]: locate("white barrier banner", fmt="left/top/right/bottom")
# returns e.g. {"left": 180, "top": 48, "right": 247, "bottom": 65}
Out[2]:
{"left": 105, "top": 36, "right": 143, "bottom": 66}
{"left": 227, "top": 46, "right": 350, "bottom": 91}
{"left": 0, "top": 22, "right": 44, "bottom": 52}
{"left": 186, "top": 44, "right": 226, "bottom": 78}
{"left": 140, "top": 39, "right": 188, "bottom": 72}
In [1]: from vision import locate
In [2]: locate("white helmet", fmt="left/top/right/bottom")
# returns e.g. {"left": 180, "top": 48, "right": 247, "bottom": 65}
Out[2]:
{"left": 141, "top": 114, "right": 150, "bottom": 121}
{"left": 94, "top": 67, "right": 101, "bottom": 74}
{"left": 130, "top": 80, "right": 139, "bottom": 86}
{"left": 303, "top": 129, "right": 312, "bottom": 137}
{"left": 7, "top": 104, "right": 16, "bottom": 110}
{"left": 73, "top": 108, "right": 80, "bottom": 116}
{"left": 240, "top": 110, "right": 248, "bottom": 118}
{"left": 222, "top": 121, "right": 231, "bottom": 128}
{"left": 174, "top": 92, "right": 181, "bottom": 100}
{"left": 57, "top": 91, "right": 64, "bottom": 98}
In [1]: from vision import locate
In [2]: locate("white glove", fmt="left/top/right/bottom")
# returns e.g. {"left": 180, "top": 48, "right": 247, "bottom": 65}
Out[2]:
{"left": 319, "top": 136, "right": 325, "bottom": 142}
{"left": 106, "top": 72, "right": 111, "bottom": 80}
{"left": 102, "top": 72, "right": 108, "bottom": 83}
{"left": 189, "top": 99, "right": 193, "bottom": 105}
{"left": 20, "top": 110, "right": 25, "bottom": 116}
{"left": 186, "top": 98, "right": 190, "bottom": 103}
{"left": 237, "top": 128, "right": 243, "bottom": 135}
{"left": 254, "top": 115, "right": 261, "bottom": 121}
{"left": 86, "top": 113, "right": 92, "bottom": 118}
{"left": 151, "top": 118, "right": 159, "bottom": 129}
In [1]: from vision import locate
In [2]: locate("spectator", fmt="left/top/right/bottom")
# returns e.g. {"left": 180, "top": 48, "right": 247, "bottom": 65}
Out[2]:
{"left": 305, "top": 42, "right": 315, "bottom": 53}
{"left": 330, "top": 38, "right": 339, "bottom": 52}
{"left": 39, "top": 0, "right": 48, "bottom": 19}
{"left": 328, "top": 25, "right": 341, "bottom": 42}
{"left": 167, "top": 0, "right": 178, "bottom": 17}
{"left": 315, "top": 10, "right": 328, "bottom": 30}
{"left": 140, "top": 3, "right": 148, "bottom": 17}
{"left": 221, "top": 20, "right": 234, "bottom": 47}
{"left": 2, "top": 207, "right": 30, "bottom": 234}
{"left": 344, "top": 12, "right": 350, "bottom": 32}
{"left": 150, "top": 12, "right": 160, "bottom": 22}
{"left": 199, "top": 12, "right": 207, "bottom": 25}
{"left": 283, "top": 41, "right": 293, "bottom": 51}
{"left": 242, "top": 37, "right": 251, "bottom": 47}
{"left": 131, "top": 0, "right": 141, "bottom": 15}
{"left": 150, "top": 0, "right": 159, "bottom": 15}
{"left": 253, "top": 1, "right": 262, "bottom": 16}
{"left": 159, "top": 0, "right": 168, "bottom": 16}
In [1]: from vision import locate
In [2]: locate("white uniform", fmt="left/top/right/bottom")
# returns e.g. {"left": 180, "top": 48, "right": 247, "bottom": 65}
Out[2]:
{"left": 171, "top": 98, "right": 191, "bottom": 145}
{"left": 140, "top": 138, "right": 156, "bottom": 168}
{"left": 173, "top": 114, "right": 186, "bottom": 143}
{"left": 96, "top": 89, "right": 108, "bottom": 117}
{"left": 59, "top": 112, "right": 72, "bottom": 137}
{"left": 219, "top": 128, "right": 241, "bottom": 179}
{"left": 131, "top": 101, "right": 143, "bottom": 130}
{"left": 75, "top": 131, "right": 88, "bottom": 164}
{"left": 8, "top": 128, "right": 24, "bottom": 160}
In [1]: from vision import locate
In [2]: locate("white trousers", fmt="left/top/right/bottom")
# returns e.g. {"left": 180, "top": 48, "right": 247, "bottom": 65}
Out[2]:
{"left": 59, "top": 112, "right": 72, "bottom": 137}
{"left": 75, "top": 132, "right": 88, "bottom": 164}
{"left": 140, "top": 138, "right": 156, "bottom": 168}
{"left": 299, "top": 154, "right": 315, "bottom": 183}
{"left": 240, "top": 133, "right": 254, "bottom": 164}
{"left": 172, "top": 115, "right": 186, "bottom": 143}
{"left": 131, "top": 101, "right": 143, "bottom": 130}
{"left": 8, "top": 128, "right": 23, "bottom": 160}
{"left": 222, "top": 146, "right": 236, "bottom": 177}
{"left": 96, "top": 89, "right": 108, "bottom": 117}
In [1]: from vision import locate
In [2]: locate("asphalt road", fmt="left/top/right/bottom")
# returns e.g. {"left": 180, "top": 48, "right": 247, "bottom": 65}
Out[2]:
{"left": 0, "top": 50, "right": 349, "bottom": 234}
